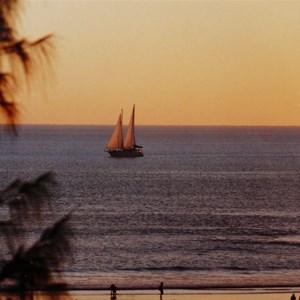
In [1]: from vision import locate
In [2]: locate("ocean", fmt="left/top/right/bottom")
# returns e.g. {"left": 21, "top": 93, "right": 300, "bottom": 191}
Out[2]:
{"left": 1, "top": 125, "right": 300, "bottom": 290}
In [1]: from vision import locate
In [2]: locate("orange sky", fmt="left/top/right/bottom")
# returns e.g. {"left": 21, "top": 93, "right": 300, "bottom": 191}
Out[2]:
{"left": 19, "top": 1, "right": 300, "bottom": 126}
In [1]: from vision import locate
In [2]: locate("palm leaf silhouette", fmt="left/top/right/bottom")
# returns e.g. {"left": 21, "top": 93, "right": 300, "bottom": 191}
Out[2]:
{"left": 0, "top": 0, "right": 55, "bottom": 131}
{"left": 0, "top": 214, "right": 72, "bottom": 285}
{"left": 1, "top": 172, "right": 56, "bottom": 227}
{"left": 0, "top": 3, "right": 74, "bottom": 299}
{"left": 0, "top": 173, "right": 73, "bottom": 300}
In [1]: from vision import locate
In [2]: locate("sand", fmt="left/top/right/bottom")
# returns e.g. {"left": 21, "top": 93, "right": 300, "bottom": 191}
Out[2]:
{"left": 71, "top": 289, "right": 297, "bottom": 300}
{"left": 1, "top": 288, "right": 298, "bottom": 300}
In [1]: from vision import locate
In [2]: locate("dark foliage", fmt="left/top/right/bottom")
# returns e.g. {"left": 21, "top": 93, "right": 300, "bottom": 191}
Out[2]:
{"left": 0, "top": 215, "right": 71, "bottom": 286}
{"left": 0, "top": 173, "right": 72, "bottom": 300}
{"left": 0, "top": 0, "right": 55, "bottom": 131}
{"left": 0, "top": 2, "right": 73, "bottom": 300}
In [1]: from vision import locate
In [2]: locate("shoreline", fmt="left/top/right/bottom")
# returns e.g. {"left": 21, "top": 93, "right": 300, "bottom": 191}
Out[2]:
{"left": 2, "top": 286, "right": 300, "bottom": 292}
{"left": 57, "top": 288, "right": 300, "bottom": 300}
{"left": 1, "top": 286, "right": 300, "bottom": 292}
{"left": 1, "top": 288, "right": 299, "bottom": 300}
{"left": 1, "top": 288, "right": 297, "bottom": 300}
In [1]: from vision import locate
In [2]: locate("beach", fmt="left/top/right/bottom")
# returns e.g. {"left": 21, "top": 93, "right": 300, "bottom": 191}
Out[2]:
{"left": 0, "top": 289, "right": 297, "bottom": 300}
{"left": 71, "top": 289, "right": 298, "bottom": 300}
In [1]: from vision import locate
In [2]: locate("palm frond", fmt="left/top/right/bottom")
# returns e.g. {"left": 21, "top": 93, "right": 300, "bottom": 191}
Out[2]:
{"left": 0, "top": 34, "right": 55, "bottom": 132}
{"left": 0, "top": 220, "right": 18, "bottom": 253}
{"left": 0, "top": 91, "right": 18, "bottom": 134}
{"left": 0, "top": 73, "right": 16, "bottom": 92}
{"left": 0, "top": 72, "right": 18, "bottom": 128}
{"left": 0, "top": 179, "right": 21, "bottom": 197}
{"left": 18, "top": 171, "right": 56, "bottom": 200}
{"left": 7, "top": 172, "right": 56, "bottom": 224}
{"left": 29, "top": 214, "right": 72, "bottom": 268}
{"left": 0, "top": 12, "right": 14, "bottom": 43}
{"left": 4, "top": 34, "right": 55, "bottom": 77}
{"left": 0, "top": 173, "right": 56, "bottom": 254}
{"left": 0, "top": 1, "right": 20, "bottom": 43}
{"left": 0, "top": 172, "right": 56, "bottom": 238}
{"left": 0, "top": 214, "right": 72, "bottom": 289}
{"left": 0, "top": 0, "right": 20, "bottom": 16}
{"left": 4, "top": 39, "right": 31, "bottom": 76}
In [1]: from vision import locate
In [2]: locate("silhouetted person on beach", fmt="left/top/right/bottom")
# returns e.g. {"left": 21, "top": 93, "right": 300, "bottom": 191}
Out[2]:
{"left": 291, "top": 294, "right": 296, "bottom": 300}
{"left": 158, "top": 282, "right": 164, "bottom": 299}
{"left": 110, "top": 284, "right": 117, "bottom": 299}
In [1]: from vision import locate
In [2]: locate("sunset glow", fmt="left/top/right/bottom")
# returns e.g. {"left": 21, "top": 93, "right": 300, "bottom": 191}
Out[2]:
{"left": 21, "top": 1, "right": 300, "bottom": 126}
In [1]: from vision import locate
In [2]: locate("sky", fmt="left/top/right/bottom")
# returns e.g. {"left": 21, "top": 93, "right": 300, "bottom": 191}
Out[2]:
{"left": 19, "top": 0, "right": 300, "bottom": 126}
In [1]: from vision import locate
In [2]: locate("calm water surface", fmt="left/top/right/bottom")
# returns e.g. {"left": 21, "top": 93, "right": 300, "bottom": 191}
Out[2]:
{"left": 1, "top": 126, "right": 300, "bottom": 289}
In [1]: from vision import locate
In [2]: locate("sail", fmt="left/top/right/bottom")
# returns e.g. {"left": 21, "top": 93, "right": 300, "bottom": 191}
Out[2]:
{"left": 124, "top": 105, "right": 136, "bottom": 149}
{"left": 106, "top": 111, "right": 124, "bottom": 150}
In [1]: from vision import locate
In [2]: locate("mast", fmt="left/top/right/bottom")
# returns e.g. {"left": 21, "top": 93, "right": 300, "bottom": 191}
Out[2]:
{"left": 106, "top": 110, "right": 124, "bottom": 150}
{"left": 124, "top": 105, "right": 136, "bottom": 149}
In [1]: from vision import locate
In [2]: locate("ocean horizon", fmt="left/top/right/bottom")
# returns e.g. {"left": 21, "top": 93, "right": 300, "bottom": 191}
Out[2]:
{"left": 1, "top": 125, "right": 300, "bottom": 290}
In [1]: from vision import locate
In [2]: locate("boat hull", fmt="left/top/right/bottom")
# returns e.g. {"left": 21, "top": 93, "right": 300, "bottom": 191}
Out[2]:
{"left": 107, "top": 149, "right": 144, "bottom": 157}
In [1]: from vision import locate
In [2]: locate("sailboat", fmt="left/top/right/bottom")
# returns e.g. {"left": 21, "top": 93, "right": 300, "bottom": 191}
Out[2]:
{"left": 105, "top": 105, "right": 143, "bottom": 157}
